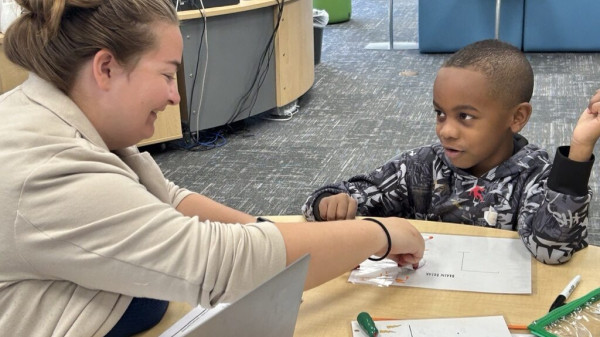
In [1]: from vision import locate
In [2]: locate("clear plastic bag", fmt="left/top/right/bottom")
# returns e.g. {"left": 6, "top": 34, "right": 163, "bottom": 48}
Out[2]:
{"left": 313, "top": 8, "right": 329, "bottom": 29}
{"left": 529, "top": 288, "right": 600, "bottom": 337}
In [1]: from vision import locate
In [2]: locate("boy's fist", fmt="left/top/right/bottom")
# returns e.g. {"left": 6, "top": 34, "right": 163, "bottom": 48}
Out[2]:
{"left": 319, "top": 193, "right": 358, "bottom": 221}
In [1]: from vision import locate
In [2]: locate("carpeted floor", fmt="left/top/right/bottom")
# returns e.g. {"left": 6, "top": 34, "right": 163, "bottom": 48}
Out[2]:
{"left": 148, "top": 0, "right": 600, "bottom": 246}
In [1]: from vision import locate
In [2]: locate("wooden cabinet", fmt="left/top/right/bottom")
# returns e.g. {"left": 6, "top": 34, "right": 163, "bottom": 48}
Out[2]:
{"left": 137, "top": 103, "right": 183, "bottom": 147}
{"left": 274, "top": 0, "right": 315, "bottom": 107}
{"left": 177, "top": 0, "right": 314, "bottom": 131}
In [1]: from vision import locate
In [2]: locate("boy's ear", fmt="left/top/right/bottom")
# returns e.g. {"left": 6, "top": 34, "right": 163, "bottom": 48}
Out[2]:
{"left": 510, "top": 102, "right": 532, "bottom": 133}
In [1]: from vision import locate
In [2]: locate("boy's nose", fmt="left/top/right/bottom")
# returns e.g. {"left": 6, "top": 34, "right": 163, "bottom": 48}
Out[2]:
{"left": 437, "top": 121, "right": 459, "bottom": 140}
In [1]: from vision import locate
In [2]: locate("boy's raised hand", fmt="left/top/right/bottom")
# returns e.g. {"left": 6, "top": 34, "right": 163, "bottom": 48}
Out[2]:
{"left": 318, "top": 193, "right": 358, "bottom": 221}
{"left": 569, "top": 89, "right": 600, "bottom": 162}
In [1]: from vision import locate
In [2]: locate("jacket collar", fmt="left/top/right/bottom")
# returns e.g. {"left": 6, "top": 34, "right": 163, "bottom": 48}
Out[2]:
{"left": 21, "top": 73, "right": 109, "bottom": 150}
{"left": 435, "top": 134, "right": 538, "bottom": 180}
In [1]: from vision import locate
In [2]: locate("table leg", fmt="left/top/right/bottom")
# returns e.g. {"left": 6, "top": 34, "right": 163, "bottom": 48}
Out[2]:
{"left": 365, "top": 0, "right": 418, "bottom": 50}
{"left": 495, "top": 0, "right": 501, "bottom": 39}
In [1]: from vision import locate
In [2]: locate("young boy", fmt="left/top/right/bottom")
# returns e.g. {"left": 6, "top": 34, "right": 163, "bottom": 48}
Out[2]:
{"left": 302, "top": 39, "right": 600, "bottom": 265}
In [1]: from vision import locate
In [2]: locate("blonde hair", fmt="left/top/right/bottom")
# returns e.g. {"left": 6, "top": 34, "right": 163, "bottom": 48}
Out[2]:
{"left": 4, "top": 0, "right": 178, "bottom": 93}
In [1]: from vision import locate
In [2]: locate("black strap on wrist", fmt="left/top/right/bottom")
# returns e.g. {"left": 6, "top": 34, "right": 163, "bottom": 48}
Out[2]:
{"left": 256, "top": 216, "right": 273, "bottom": 223}
{"left": 362, "top": 218, "right": 391, "bottom": 261}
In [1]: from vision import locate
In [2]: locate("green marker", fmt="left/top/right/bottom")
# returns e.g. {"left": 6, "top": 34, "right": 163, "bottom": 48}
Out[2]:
{"left": 357, "top": 312, "right": 379, "bottom": 337}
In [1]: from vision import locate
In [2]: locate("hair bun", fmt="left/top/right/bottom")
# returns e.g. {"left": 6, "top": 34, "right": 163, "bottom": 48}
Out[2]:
{"left": 15, "top": 0, "right": 68, "bottom": 39}
{"left": 5, "top": 0, "right": 176, "bottom": 94}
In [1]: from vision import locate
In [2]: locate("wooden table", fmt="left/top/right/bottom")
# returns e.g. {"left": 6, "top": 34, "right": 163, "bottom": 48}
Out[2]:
{"left": 138, "top": 216, "right": 600, "bottom": 336}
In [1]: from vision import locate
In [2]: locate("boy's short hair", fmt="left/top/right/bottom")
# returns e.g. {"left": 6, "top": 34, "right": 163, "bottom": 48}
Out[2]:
{"left": 442, "top": 39, "right": 534, "bottom": 108}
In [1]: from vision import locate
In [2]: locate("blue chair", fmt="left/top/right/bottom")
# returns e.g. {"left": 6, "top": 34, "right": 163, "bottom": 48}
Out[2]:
{"left": 418, "top": 0, "right": 524, "bottom": 53}
{"left": 523, "top": 0, "right": 600, "bottom": 52}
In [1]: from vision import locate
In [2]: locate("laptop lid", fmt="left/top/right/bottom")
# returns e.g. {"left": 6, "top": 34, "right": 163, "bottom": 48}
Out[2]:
{"left": 184, "top": 254, "right": 310, "bottom": 337}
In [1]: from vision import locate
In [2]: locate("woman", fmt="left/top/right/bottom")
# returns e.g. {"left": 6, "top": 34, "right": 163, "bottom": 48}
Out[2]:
{"left": 0, "top": 0, "right": 424, "bottom": 336}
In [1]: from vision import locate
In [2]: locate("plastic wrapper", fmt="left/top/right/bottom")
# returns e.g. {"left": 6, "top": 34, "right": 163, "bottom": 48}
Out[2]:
{"left": 529, "top": 288, "right": 600, "bottom": 336}
{"left": 348, "top": 258, "right": 422, "bottom": 287}
{"left": 313, "top": 8, "right": 329, "bottom": 28}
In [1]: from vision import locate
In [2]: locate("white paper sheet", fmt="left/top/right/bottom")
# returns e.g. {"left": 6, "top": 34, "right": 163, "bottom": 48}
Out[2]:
{"left": 158, "top": 303, "right": 229, "bottom": 337}
{"left": 351, "top": 315, "right": 512, "bottom": 337}
{"left": 348, "top": 233, "right": 532, "bottom": 294}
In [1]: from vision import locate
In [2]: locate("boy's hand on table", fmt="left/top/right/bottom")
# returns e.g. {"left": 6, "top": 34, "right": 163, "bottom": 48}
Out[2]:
{"left": 318, "top": 193, "right": 358, "bottom": 221}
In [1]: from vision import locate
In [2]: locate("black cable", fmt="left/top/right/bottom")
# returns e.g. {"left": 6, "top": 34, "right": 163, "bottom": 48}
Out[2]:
{"left": 225, "top": 0, "right": 284, "bottom": 125}
{"left": 182, "top": 0, "right": 284, "bottom": 146}
{"left": 170, "top": 129, "right": 227, "bottom": 151}
{"left": 245, "top": 0, "right": 283, "bottom": 114}
{"left": 187, "top": 2, "right": 207, "bottom": 143}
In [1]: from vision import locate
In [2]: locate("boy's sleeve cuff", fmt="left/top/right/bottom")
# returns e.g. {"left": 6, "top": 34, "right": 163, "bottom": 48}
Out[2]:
{"left": 548, "top": 146, "right": 594, "bottom": 196}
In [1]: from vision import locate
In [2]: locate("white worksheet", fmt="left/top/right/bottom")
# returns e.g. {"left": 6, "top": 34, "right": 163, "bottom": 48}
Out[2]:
{"left": 348, "top": 233, "right": 532, "bottom": 294}
{"left": 351, "top": 315, "right": 512, "bottom": 337}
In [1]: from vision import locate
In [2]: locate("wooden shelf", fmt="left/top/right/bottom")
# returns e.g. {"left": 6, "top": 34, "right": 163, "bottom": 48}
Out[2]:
{"left": 137, "top": 103, "right": 183, "bottom": 147}
{"left": 177, "top": 0, "right": 285, "bottom": 20}
{"left": 0, "top": 33, "right": 28, "bottom": 94}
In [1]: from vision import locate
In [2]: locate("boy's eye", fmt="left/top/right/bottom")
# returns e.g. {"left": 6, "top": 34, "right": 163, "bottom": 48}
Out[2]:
{"left": 435, "top": 110, "right": 446, "bottom": 118}
{"left": 459, "top": 112, "right": 473, "bottom": 120}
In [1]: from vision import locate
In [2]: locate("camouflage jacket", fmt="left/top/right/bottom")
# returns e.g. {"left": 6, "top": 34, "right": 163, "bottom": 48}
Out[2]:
{"left": 302, "top": 135, "right": 592, "bottom": 264}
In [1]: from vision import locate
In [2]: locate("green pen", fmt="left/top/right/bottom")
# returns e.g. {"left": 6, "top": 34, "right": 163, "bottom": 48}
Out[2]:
{"left": 357, "top": 312, "right": 379, "bottom": 337}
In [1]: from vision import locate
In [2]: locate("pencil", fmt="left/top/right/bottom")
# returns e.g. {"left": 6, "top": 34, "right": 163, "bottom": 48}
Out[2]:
{"left": 507, "top": 324, "right": 529, "bottom": 330}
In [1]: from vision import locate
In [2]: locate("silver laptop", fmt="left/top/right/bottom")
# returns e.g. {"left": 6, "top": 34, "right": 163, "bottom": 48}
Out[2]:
{"left": 186, "top": 254, "right": 310, "bottom": 337}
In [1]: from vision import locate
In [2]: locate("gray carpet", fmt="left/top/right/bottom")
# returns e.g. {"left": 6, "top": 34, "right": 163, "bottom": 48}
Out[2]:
{"left": 149, "top": 0, "right": 600, "bottom": 246}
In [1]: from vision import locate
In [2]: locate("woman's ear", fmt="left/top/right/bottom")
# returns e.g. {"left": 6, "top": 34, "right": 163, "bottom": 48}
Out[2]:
{"left": 91, "top": 49, "right": 119, "bottom": 91}
{"left": 510, "top": 102, "right": 532, "bottom": 133}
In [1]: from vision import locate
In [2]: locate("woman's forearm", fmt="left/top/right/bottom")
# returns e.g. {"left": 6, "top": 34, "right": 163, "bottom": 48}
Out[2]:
{"left": 176, "top": 193, "right": 257, "bottom": 224}
{"left": 275, "top": 217, "right": 424, "bottom": 290}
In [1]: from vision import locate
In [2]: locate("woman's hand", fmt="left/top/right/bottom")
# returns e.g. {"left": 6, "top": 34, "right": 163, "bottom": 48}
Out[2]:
{"left": 375, "top": 217, "right": 425, "bottom": 266}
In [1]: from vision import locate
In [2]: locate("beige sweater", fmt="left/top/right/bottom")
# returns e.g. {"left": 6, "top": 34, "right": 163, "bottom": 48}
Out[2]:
{"left": 0, "top": 74, "right": 286, "bottom": 336}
